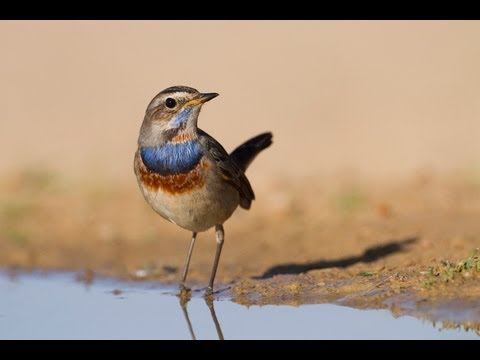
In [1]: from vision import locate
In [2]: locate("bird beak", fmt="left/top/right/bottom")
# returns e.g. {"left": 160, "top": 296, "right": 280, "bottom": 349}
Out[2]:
{"left": 184, "top": 92, "right": 219, "bottom": 107}
{"left": 198, "top": 92, "right": 219, "bottom": 103}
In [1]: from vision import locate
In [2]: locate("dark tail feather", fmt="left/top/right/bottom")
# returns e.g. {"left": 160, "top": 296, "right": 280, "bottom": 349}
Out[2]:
{"left": 229, "top": 132, "right": 273, "bottom": 172}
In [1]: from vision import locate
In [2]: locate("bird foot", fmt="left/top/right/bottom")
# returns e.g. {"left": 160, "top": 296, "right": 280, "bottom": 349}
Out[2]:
{"left": 204, "top": 286, "right": 214, "bottom": 299}
{"left": 178, "top": 283, "right": 192, "bottom": 305}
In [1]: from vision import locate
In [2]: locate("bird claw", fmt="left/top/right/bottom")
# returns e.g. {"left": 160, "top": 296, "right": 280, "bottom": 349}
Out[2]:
{"left": 204, "top": 286, "right": 214, "bottom": 298}
{"left": 178, "top": 283, "right": 192, "bottom": 305}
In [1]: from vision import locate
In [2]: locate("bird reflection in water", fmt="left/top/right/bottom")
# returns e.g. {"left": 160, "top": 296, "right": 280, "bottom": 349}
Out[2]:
{"left": 179, "top": 294, "right": 224, "bottom": 340}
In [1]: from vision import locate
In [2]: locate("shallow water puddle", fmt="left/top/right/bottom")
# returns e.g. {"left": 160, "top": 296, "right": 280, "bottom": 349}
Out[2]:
{"left": 0, "top": 271, "right": 477, "bottom": 340}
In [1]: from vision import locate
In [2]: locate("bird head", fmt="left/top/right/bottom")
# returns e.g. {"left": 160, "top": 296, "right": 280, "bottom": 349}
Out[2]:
{"left": 138, "top": 86, "right": 218, "bottom": 147}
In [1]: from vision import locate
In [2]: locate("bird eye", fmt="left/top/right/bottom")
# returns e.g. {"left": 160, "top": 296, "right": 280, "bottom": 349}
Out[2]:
{"left": 165, "top": 98, "right": 177, "bottom": 108}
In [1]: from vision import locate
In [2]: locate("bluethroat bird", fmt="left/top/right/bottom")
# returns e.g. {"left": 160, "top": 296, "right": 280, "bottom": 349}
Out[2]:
{"left": 134, "top": 86, "right": 272, "bottom": 296}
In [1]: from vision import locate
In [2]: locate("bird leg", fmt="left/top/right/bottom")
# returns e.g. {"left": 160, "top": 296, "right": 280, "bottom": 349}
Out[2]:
{"left": 205, "top": 224, "right": 224, "bottom": 297}
{"left": 179, "top": 232, "right": 197, "bottom": 296}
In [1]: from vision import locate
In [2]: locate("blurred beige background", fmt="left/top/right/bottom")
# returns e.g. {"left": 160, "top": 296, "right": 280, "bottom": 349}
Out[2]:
{"left": 1, "top": 20, "right": 480, "bottom": 185}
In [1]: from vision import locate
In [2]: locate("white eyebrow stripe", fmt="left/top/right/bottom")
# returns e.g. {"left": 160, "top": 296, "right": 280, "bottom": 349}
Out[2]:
{"left": 167, "top": 92, "right": 192, "bottom": 99}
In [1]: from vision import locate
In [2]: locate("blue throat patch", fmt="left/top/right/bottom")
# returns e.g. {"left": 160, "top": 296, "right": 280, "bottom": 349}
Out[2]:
{"left": 170, "top": 106, "right": 193, "bottom": 128}
{"left": 140, "top": 141, "right": 204, "bottom": 176}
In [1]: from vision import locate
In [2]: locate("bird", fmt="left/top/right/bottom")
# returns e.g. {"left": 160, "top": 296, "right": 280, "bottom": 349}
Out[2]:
{"left": 133, "top": 85, "right": 272, "bottom": 296}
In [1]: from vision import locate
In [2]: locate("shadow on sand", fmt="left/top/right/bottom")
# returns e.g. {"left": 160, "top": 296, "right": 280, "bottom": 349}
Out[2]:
{"left": 255, "top": 237, "right": 417, "bottom": 280}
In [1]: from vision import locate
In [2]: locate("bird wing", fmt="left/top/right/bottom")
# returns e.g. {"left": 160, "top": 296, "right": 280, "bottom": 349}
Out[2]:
{"left": 198, "top": 129, "right": 255, "bottom": 209}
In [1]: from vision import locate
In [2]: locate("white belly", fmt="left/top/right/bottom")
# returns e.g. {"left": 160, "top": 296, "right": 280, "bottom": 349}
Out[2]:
{"left": 138, "top": 170, "right": 240, "bottom": 232}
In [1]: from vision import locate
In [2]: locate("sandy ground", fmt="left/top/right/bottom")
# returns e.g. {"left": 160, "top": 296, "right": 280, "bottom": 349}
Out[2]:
{"left": 1, "top": 21, "right": 480, "bottom": 333}
{"left": 1, "top": 168, "right": 479, "bottom": 332}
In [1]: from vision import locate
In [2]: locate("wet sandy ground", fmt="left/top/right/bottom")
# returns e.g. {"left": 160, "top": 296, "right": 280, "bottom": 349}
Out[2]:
{"left": 2, "top": 271, "right": 477, "bottom": 339}
{"left": 1, "top": 169, "right": 479, "bottom": 332}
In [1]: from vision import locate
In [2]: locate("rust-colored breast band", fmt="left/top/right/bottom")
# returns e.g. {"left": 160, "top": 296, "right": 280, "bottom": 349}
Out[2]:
{"left": 135, "top": 153, "right": 208, "bottom": 195}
